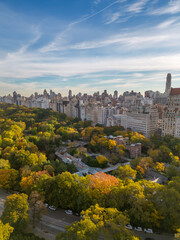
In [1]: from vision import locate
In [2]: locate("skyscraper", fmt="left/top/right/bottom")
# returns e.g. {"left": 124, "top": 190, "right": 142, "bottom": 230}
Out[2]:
{"left": 165, "top": 73, "right": 171, "bottom": 95}
{"left": 113, "top": 90, "right": 118, "bottom": 99}
{"left": 68, "top": 90, "right": 72, "bottom": 99}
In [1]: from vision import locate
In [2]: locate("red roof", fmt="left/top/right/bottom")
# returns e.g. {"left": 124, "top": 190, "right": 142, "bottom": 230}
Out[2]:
{"left": 170, "top": 88, "right": 180, "bottom": 95}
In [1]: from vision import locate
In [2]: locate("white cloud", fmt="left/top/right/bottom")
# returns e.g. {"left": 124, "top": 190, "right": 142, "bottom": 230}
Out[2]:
{"left": 99, "top": 78, "right": 124, "bottom": 84}
{"left": 94, "top": 0, "right": 102, "bottom": 4}
{"left": 157, "top": 17, "right": 180, "bottom": 28}
{"left": 127, "top": 0, "right": 149, "bottom": 13}
{"left": 1, "top": 53, "right": 180, "bottom": 79}
{"left": 150, "top": 0, "right": 180, "bottom": 15}
{"left": 106, "top": 12, "right": 122, "bottom": 24}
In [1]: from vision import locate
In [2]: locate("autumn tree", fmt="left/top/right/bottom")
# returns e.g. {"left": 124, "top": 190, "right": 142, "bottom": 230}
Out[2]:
{"left": 117, "top": 144, "right": 126, "bottom": 158}
{"left": 89, "top": 172, "right": 119, "bottom": 206}
{"left": 0, "top": 158, "right": 10, "bottom": 169}
{"left": 175, "top": 229, "right": 180, "bottom": 240}
{"left": 113, "top": 165, "right": 137, "bottom": 180}
{"left": 29, "top": 191, "right": 46, "bottom": 227}
{"left": 0, "top": 169, "right": 19, "bottom": 190}
{"left": 153, "top": 162, "right": 165, "bottom": 173}
{"left": 96, "top": 155, "right": 108, "bottom": 168}
{"left": 1, "top": 193, "right": 29, "bottom": 232}
{"left": 0, "top": 220, "right": 14, "bottom": 240}
{"left": 81, "top": 127, "right": 104, "bottom": 140}
{"left": 20, "top": 171, "right": 50, "bottom": 195}
{"left": 57, "top": 204, "right": 139, "bottom": 240}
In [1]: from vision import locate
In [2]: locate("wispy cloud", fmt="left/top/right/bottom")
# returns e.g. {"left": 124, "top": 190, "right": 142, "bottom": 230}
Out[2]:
{"left": 105, "top": 12, "right": 122, "bottom": 24}
{"left": 127, "top": 0, "right": 149, "bottom": 13}
{"left": 40, "top": 0, "right": 121, "bottom": 53}
{"left": 150, "top": 0, "right": 180, "bottom": 15}
{"left": 157, "top": 17, "right": 180, "bottom": 28}
{"left": 94, "top": 0, "right": 102, "bottom": 5}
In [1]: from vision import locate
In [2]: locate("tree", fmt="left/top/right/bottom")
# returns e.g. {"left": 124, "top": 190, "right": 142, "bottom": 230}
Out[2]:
{"left": 96, "top": 155, "right": 108, "bottom": 168}
{"left": 0, "top": 220, "right": 14, "bottom": 240}
{"left": 61, "top": 204, "right": 138, "bottom": 240}
{"left": 138, "top": 157, "right": 153, "bottom": 173}
{"left": 1, "top": 193, "right": 29, "bottom": 232}
{"left": 90, "top": 172, "right": 119, "bottom": 195}
{"left": 0, "top": 159, "right": 10, "bottom": 169}
{"left": 117, "top": 144, "right": 126, "bottom": 158}
{"left": 153, "top": 162, "right": 165, "bottom": 173}
{"left": 175, "top": 229, "right": 180, "bottom": 240}
{"left": 20, "top": 171, "right": 50, "bottom": 195}
{"left": 0, "top": 169, "right": 19, "bottom": 190}
{"left": 10, "top": 233, "right": 45, "bottom": 240}
{"left": 156, "top": 186, "right": 180, "bottom": 231}
{"left": 89, "top": 172, "right": 119, "bottom": 206}
{"left": 29, "top": 191, "right": 46, "bottom": 227}
{"left": 113, "top": 165, "right": 137, "bottom": 180}
{"left": 166, "top": 165, "right": 180, "bottom": 179}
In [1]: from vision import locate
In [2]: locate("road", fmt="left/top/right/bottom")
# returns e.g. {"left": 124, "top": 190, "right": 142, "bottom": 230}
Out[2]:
{"left": 0, "top": 189, "right": 175, "bottom": 240}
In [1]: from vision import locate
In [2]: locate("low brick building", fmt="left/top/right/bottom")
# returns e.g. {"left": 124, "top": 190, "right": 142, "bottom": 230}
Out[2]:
{"left": 126, "top": 143, "right": 142, "bottom": 159}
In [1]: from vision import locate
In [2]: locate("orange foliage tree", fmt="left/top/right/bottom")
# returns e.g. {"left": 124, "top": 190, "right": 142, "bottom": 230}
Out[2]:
{"left": 90, "top": 172, "right": 119, "bottom": 194}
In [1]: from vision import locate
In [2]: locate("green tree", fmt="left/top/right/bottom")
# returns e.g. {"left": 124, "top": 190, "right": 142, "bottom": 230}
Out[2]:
{"left": 113, "top": 165, "right": 137, "bottom": 180}
{"left": 59, "top": 204, "right": 138, "bottom": 240}
{"left": 0, "top": 159, "right": 10, "bottom": 169}
{"left": 166, "top": 165, "right": 180, "bottom": 179}
{"left": 96, "top": 155, "right": 108, "bottom": 168}
{"left": 117, "top": 144, "right": 126, "bottom": 158}
{"left": 1, "top": 193, "right": 29, "bottom": 232}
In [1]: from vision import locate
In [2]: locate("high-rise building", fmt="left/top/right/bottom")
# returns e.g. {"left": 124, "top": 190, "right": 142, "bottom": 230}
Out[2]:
{"left": 68, "top": 90, "right": 72, "bottom": 99}
{"left": 162, "top": 88, "right": 180, "bottom": 138}
{"left": 113, "top": 90, "right": 118, "bottom": 99}
{"left": 165, "top": 73, "right": 172, "bottom": 95}
{"left": 107, "top": 106, "right": 159, "bottom": 138}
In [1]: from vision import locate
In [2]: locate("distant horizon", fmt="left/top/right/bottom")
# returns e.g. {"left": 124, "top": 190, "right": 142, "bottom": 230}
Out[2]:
{"left": 0, "top": 0, "right": 180, "bottom": 95}
{"left": 0, "top": 83, "right": 169, "bottom": 98}
{"left": 0, "top": 72, "right": 179, "bottom": 97}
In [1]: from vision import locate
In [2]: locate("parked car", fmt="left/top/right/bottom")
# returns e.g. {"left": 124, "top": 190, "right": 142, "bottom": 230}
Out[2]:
{"left": 125, "top": 225, "right": 133, "bottom": 230}
{"left": 44, "top": 203, "right": 48, "bottom": 208}
{"left": 49, "top": 206, "right": 56, "bottom": 211}
{"left": 144, "top": 228, "right": 153, "bottom": 234}
{"left": 134, "top": 227, "right": 143, "bottom": 232}
{"left": 75, "top": 213, "right": 80, "bottom": 217}
{"left": 65, "top": 210, "right": 73, "bottom": 215}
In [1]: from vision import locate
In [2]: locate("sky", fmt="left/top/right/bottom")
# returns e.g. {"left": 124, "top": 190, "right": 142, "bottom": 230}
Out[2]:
{"left": 0, "top": 0, "right": 180, "bottom": 96}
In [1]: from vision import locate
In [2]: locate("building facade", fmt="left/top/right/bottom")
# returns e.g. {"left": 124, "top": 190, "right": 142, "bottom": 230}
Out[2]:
{"left": 162, "top": 88, "right": 180, "bottom": 138}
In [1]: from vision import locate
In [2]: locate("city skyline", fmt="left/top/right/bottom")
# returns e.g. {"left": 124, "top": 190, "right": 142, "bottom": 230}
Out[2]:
{"left": 1, "top": 0, "right": 180, "bottom": 96}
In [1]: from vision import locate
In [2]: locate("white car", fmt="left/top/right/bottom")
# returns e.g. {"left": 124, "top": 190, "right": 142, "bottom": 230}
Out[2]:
{"left": 49, "top": 206, "right": 56, "bottom": 211}
{"left": 144, "top": 228, "right": 153, "bottom": 234}
{"left": 125, "top": 225, "right": 133, "bottom": 230}
{"left": 44, "top": 203, "right": 48, "bottom": 208}
{"left": 134, "top": 227, "right": 143, "bottom": 232}
{"left": 65, "top": 210, "right": 73, "bottom": 215}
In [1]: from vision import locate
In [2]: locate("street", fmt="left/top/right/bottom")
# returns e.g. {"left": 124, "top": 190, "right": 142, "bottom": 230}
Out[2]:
{"left": 0, "top": 189, "right": 175, "bottom": 240}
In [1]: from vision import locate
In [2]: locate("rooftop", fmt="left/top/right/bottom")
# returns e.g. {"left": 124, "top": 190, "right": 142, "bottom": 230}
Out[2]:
{"left": 170, "top": 88, "right": 180, "bottom": 95}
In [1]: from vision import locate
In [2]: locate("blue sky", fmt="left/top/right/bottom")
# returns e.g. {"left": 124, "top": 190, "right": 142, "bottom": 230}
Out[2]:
{"left": 0, "top": 0, "right": 180, "bottom": 96}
